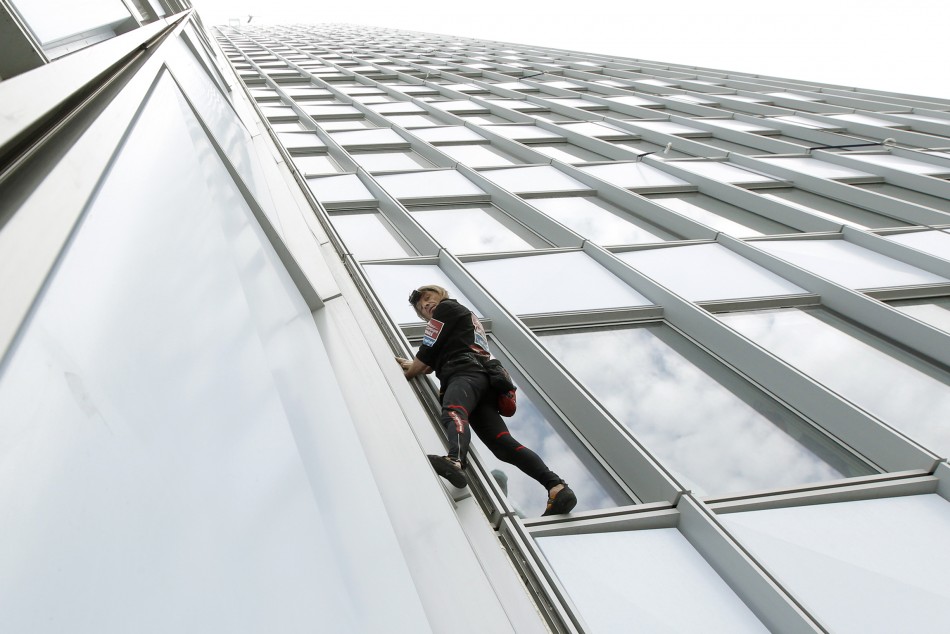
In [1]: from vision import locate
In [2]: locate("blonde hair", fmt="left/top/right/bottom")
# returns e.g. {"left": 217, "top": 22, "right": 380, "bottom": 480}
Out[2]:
{"left": 411, "top": 284, "right": 450, "bottom": 320}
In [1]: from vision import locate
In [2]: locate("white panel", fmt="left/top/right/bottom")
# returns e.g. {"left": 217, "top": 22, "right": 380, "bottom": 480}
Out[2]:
{"left": 352, "top": 151, "right": 435, "bottom": 172}
{"left": 532, "top": 144, "right": 608, "bottom": 163}
{"left": 412, "top": 126, "right": 488, "bottom": 143}
{"left": 702, "top": 120, "right": 779, "bottom": 134}
{"left": 768, "top": 116, "right": 841, "bottom": 130}
{"left": 529, "top": 196, "right": 673, "bottom": 245}
{"left": 330, "top": 128, "right": 407, "bottom": 147}
{"left": 306, "top": 174, "right": 375, "bottom": 205}
{"left": 845, "top": 154, "right": 950, "bottom": 177}
{"left": 329, "top": 213, "right": 413, "bottom": 260}
{"left": 410, "top": 206, "right": 539, "bottom": 253}
{"left": 166, "top": 38, "right": 275, "bottom": 223}
{"left": 465, "top": 251, "right": 653, "bottom": 314}
{"left": 579, "top": 162, "right": 690, "bottom": 190}
{"left": 618, "top": 243, "right": 807, "bottom": 301}
{"left": 438, "top": 144, "right": 523, "bottom": 167}
{"left": 11, "top": 0, "right": 130, "bottom": 43}
{"left": 555, "top": 122, "right": 630, "bottom": 138}
{"left": 632, "top": 121, "right": 707, "bottom": 136}
{"left": 765, "top": 92, "right": 822, "bottom": 101}
{"left": 0, "top": 74, "right": 429, "bottom": 634}
{"left": 886, "top": 230, "right": 950, "bottom": 261}
{"left": 757, "top": 157, "right": 876, "bottom": 181}
{"left": 723, "top": 495, "right": 950, "bottom": 634}
{"left": 754, "top": 239, "right": 947, "bottom": 288}
{"left": 482, "top": 125, "right": 565, "bottom": 142}
{"left": 481, "top": 165, "right": 591, "bottom": 194}
{"left": 827, "top": 113, "right": 904, "bottom": 127}
{"left": 890, "top": 298, "right": 950, "bottom": 334}
{"left": 375, "top": 170, "right": 486, "bottom": 200}
{"left": 666, "top": 161, "right": 780, "bottom": 185}
{"left": 537, "top": 529, "right": 768, "bottom": 633}
{"left": 605, "top": 95, "right": 662, "bottom": 107}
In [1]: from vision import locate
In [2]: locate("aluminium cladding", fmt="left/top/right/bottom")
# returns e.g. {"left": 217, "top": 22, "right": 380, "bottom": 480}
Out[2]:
{"left": 217, "top": 23, "right": 950, "bottom": 634}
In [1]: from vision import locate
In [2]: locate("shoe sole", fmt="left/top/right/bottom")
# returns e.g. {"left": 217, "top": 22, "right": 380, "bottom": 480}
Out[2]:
{"left": 429, "top": 455, "right": 467, "bottom": 488}
{"left": 542, "top": 487, "right": 577, "bottom": 516}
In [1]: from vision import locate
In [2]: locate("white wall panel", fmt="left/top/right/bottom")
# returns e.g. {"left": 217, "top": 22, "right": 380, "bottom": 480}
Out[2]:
{"left": 0, "top": 73, "right": 429, "bottom": 634}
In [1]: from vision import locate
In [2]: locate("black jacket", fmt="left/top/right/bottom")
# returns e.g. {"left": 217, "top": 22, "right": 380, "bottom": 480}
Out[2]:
{"left": 415, "top": 299, "right": 490, "bottom": 381}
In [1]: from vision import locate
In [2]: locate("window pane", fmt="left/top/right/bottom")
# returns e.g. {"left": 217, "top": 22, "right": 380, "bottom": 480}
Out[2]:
{"left": 537, "top": 529, "right": 768, "bottom": 633}
{"left": 886, "top": 230, "right": 950, "bottom": 262}
{"left": 362, "top": 263, "right": 483, "bottom": 324}
{"left": 617, "top": 243, "right": 807, "bottom": 301}
{"left": 631, "top": 121, "right": 709, "bottom": 136}
{"left": 0, "top": 74, "right": 427, "bottom": 630}
{"left": 316, "top": 119, "right": 379, "bottom": 131}
{"left": 387, "top": 114, "right": 444, "bottom": 128}
{"left": 466, "top": 252, "right": 653, "bottom": 314}
{"left": 720, "top": 307, "right": 950, "bottom": 454}
{"left": 541, "top": 325, "right": 868, "bottom": 495}
{"left": 664, "top": 160, "right": 781, "bottom": 186}
{"left": 648, "top": 192, "right": 795, "bottom": 236}
{"left": 476, "top": 341, "right": 627, "bottom": 516}
{"left": 759, "top": 189, "right": 909, "bottom": 229}
{"left": 375, "top": 170, "right": 486, "bottom": 202}
{"left": 306, "top": 174, "right": 375, "bottom": 207}
{"left": 856, "top": 183, "right": 950, "bottom": 213}
{"left": 579, "top": 162, "right": 691, "bottom": 192}
{"left": 609, "top": 138, "right": 693, "bottom": 157}
{"left": 756, "top": 157, "right": 877, "bottom": 182}
{"left": 481, "top": 124, "right": 565, "bottom": 142}
{"left": 291, "top": 154, "right": 342, "bottom": 175}
{"left": 351, "top": 151, "right": 435, "bottom": 172}
{"left": 753, "top": 239, "right": 948, "bottom": 289}
{"left": 480, "top": 166, "right": 592, "bottom": 195}
{"left": 412, "top": 126, "right": 487, "bottom": 143}
{"left": 530, "top": 196, "right": 676, "bottom": 245}
{"left": 409, "top": 205, "right": 543, "bottom": 253}
{"left": 556, "top": 121, "right": 632, "bottom": 139}
{"left": 277, "top": 132, "right": 327, "bottom": 152}
{"left": 722, "top": 495, "right": 950, "bottom": 633}
{"left": 301, "top": 104, "right": 363, "bottom": 119}
{"left": 328, "top": 213, "right": 413, "bottom": 260}
{"left": 438, "top": 143, "right": 524, "bottom": 167}
{"left": 605, "top": 95, "right": 662, "bottom": 108}
{"left": 13, "top": 0, "right": 130, "bottom": 44}
{"left": 845, "top": 153, "right": 950, "bottom": 177}
{"left": 530, "top": 143, "right": 609, "bottom": 163}
{"left": 889, "top": 297, "right": 950, "bottom": 334}
{"left": 329, "top": 128, "right": 407, "bottom": 147}
{"left": 369, "top": 102, "right": 427, "bottom": 115}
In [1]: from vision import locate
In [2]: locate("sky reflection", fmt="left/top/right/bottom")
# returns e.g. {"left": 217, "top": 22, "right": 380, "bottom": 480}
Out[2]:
{"left": 471, "top": 389, "right": 622, "bottom": 517}
{"left": 541, "top": 325, "right": 869, "bottom": 495}
{"left": 411, "top": 206, "right": 535, "bottom": 254}
{"left": 721, "top": 308, "right": 950, "bottom": 456}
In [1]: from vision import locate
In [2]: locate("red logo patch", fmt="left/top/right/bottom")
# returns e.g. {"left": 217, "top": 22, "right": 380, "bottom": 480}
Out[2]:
{"left": 422, "top": 319, "right": 444, "bottom": 347}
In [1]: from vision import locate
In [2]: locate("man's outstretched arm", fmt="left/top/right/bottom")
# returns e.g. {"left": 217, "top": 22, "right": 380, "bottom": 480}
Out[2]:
{"left": 396, "top": 356, "right": 431, "bottom": 379}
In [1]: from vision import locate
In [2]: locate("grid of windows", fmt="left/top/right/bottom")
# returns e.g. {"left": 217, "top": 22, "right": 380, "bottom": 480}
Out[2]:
{"left": 215, "top": 23, "right": 950, "bottom": 633}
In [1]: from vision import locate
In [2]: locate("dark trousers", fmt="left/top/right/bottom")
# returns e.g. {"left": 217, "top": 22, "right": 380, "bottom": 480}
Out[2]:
{"left": 440, "top": 368, "right": 561, "bottom": 490}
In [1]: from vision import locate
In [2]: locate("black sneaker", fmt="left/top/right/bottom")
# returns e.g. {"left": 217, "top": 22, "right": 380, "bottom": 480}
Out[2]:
{"left": 542, "top": 483, "right": 577, "bottom": 516}
{"left": 428, "top": 455, "right": 467, "bottom": 488}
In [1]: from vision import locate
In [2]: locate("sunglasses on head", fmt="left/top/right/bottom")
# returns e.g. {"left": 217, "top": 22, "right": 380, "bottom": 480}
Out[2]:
{"left": 408, "top": 289, "right": 423, "bottom": 305}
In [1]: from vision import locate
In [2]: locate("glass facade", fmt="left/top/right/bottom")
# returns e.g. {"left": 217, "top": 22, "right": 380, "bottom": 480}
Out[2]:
{"left": 3, "top": 14, "right": 950, "bottom": 634}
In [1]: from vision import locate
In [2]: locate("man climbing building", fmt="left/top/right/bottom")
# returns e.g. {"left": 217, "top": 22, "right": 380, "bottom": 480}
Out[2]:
{"left": 396, "top": 284, "right": 577, "bottom": 516}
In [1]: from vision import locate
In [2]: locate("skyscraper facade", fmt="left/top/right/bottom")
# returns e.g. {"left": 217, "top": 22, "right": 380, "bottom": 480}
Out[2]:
{"left": 2, "top": 10, "right": 950, "bottom": 633}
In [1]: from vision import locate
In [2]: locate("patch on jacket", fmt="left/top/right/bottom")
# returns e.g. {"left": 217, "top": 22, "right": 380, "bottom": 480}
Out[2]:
{"left": 422, "top": 319, "right": 444, "bottom": 347}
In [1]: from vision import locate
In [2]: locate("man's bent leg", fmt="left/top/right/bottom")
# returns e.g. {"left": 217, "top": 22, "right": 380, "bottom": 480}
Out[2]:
{"left": 438, "top": 371, "right": 484, "bottom": 465}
